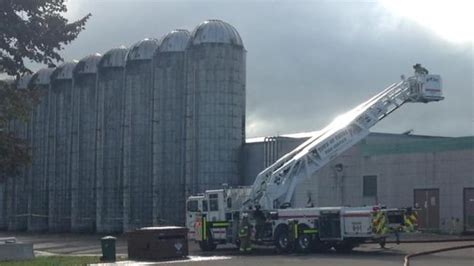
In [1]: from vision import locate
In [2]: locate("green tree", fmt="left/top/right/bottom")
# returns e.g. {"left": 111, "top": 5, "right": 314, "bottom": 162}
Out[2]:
{"left": 0, "top": 0, "right": 90, "bottom": 179}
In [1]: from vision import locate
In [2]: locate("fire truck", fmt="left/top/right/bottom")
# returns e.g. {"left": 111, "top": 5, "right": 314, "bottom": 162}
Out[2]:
{"left": 186, "top": 65, "right": 443, "bottom": 253}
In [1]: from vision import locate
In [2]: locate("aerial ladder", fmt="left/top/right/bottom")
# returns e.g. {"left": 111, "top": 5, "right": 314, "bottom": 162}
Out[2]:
{"left": 246, "top": 65, "right": 442, "bottom": 211}
{"left": 186, "top": 64, "right": 443, "bottom": 252}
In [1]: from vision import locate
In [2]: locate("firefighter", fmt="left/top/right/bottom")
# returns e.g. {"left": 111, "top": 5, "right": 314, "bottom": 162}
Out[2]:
{"left": 413, "top": 63, "right": 429, "bottom": 75}
{"left": 254, "top": 205, "right": 265, "bottom": 241}
{"left": 403, "top": 208, "right": 418, "bottom": 232}
{"left": 239, "top": 213, "right": 252, "bottom": 252}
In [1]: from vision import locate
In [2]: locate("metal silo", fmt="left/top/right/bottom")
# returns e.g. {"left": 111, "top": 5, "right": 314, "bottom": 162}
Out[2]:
{"left": 123, "top": 38, "right": 158, "bottom": 231}
{"left": 27, "top": 69, "right": 54, "bottom": 232}
{"left": 70, "top": 53, "right": 102, "bottom": 232}
{"left": 152, "top": 30, "right": 190, "bottom": 225}
{"left": 0, "top": 175, "right": 4, "bottom": 229}
{"left": 185, "top": 20, "right": 246, "bottom": 195}
{"left": 3, "top": 79, "right": 17, "bottom": 231}
{"left": 4, "top": 75, "right": 33, "bottom": 231}
{"left": 49, "top": 61, "right": 77, "bottom": 232}
{"left": 96, "top": 47, "right": 128, "bottom": 233}
{"left": 0, "top": 79, "right": 14, "bottom": 230}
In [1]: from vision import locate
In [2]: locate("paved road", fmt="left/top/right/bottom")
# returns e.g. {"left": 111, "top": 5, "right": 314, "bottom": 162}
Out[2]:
{"left": 1, "top": 232, "right": 472, "bottom": 265}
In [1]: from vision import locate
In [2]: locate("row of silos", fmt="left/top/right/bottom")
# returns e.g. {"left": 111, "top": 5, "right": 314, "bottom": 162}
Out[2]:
{"left": 1, "top": 19, "right": 246, "bottom": 232}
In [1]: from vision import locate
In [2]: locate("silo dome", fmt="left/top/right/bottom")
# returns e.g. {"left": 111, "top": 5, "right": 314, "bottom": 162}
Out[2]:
{"left": 17, "top": 74, "right": 33, "bottom": 89}
{"left": 190, "top": 19, "right": 243, "bottom": 47}
{"left": 158, "top": 30, "right": 191, "bottom": 52}
{"left": 75, "top": 53, "right": 102, "bottom": 74}
{"left": 127, "top": 38, "right": 159, "bottom": 61}
{"left": 99, "top": 47, "right": 128, "bottom": 68}
{"left": 31, "top": 67, "right": 55, "bottom": 85}
{"left": 52, "top": 61, "right": 78, "bottom": 80}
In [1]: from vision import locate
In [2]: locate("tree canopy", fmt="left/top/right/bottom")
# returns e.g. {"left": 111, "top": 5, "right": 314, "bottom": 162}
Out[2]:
{"left": 0, "top": 0, "right": 90, "bottom": 179}
{"left": 0, "top": 0, "right": 91, "bottom": 78}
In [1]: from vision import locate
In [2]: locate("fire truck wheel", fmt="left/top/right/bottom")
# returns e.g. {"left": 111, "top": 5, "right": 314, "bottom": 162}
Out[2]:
{"left": 296, "top": 234, "right": 312, "bottom": 253}
{"left": 295, "top": 224, "right": 312, "bottom": 253}
{"left": 275, "top": 227, "right": 292, "bottom": 253}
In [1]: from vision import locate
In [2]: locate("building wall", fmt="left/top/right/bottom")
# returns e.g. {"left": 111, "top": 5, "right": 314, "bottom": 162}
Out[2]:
{"left": 358, "top": 138, "right": 474, "bottom": 233}
{"left": 240, "top": 137, "right": 303, "bottom": 186}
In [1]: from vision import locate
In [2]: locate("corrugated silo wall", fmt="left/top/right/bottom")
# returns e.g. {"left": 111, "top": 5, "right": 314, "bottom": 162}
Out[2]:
{"left": 0, "top": 178, "right": 5, "bottom": 229}
{"left": 123, "top": 60, "right": 154, "bottom": 230}
{"left": 28, "top": 84, "right": 50, "bottom": 231}
{"left": 70, "top": 73, "right": 98, "bottom": 232}
{"left": 152, "top": 50, "right": 186, "bottom": 225}
{"left": 6, "top": 119, "right": 30, "bottom": 230}
{"left": 96, "top": 66, "right": 125, "bottom": 233}
{"left": 48, "top": 79, "right": 73, "bottom": 232}
{"left": 185, "top": 43, "right": 246, "bottom": 194}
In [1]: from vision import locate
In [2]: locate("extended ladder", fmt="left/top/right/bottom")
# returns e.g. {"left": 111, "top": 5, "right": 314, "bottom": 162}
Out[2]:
{"left": 246, "top": 67, "right": 443, "bottom": 210}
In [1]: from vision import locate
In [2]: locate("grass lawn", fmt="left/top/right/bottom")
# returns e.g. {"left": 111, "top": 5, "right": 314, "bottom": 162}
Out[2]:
{"left": 0, "top": 256, "right": 101, "bottom": 266}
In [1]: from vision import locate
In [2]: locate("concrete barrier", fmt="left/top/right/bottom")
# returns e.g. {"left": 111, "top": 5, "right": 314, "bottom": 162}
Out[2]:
{"left": 0, "top": 242, "right": 34, "bottom": 261}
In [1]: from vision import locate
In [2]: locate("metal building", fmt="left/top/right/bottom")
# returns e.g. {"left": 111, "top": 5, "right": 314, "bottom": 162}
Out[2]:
{"left": 152, "top": 30, "right": 191, "bottom": 225}
{"left": 96, "top": 47, "right": 128, "bottom": 233}
{"left": 4, "top": 75, "right": 33, "bottom": 231}
{"left": 122, "top": 38, "right": 159, "bottom": 231}
{"left": 27, "top": 69, "right": 54, "bottom": 231}
{"left": 70, "top": 54, "right": 102, "bottom": 232}
{"left": 48, "top": 61, "right": 77, "bottom": 232}
{"left": 185, "top": 20, "right": 246, "bottom": 195}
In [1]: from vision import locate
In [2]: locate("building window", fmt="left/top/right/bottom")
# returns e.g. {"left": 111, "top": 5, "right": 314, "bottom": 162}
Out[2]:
{"left": 363, "top": 175, "right": 377, "bottom": 197}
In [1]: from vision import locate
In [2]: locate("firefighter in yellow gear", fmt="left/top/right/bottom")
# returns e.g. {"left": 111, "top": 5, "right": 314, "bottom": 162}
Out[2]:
{"left": 372, "top": 210, "right": 388, "bottom": 235}
{"left": 239, "top": 213, "right": 252, "bottom": 252}
{"left": 403, "top": 208, "right": 418, "bottom": 232}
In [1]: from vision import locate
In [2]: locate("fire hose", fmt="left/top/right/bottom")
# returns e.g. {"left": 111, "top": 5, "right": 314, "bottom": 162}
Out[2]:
{"left": 403, "top": 244, "right": 474, "bottom": 266}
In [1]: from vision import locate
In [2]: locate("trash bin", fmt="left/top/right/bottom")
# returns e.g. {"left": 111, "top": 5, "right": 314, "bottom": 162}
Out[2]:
{"left": 127, "top": 226, "right": 188, "bottom": 261}
{"left": 100, "top": 236, "right": 116, "bottom": 262}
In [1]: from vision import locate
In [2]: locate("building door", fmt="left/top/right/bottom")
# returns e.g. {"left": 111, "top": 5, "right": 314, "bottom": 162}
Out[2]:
{"left": 414, "top": 189, "right": 440, "bottom": 230}
{"left": 464, "top": 188, "right": 474, "bottom": 233}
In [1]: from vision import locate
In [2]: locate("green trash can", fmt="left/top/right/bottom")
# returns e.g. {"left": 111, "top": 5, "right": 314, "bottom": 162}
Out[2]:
{"left": 100, "top": 236, "right": 116, "bottom": 262}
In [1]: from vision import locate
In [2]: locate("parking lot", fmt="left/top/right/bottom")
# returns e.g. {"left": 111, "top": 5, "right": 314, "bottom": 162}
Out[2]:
{"left": 1, "top": 232, "right": 473, "bottom": 266}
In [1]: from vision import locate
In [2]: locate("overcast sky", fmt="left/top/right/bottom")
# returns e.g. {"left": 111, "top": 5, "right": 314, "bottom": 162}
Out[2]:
{"left": 53, "top": 0, "right": 473, "bottom": 138}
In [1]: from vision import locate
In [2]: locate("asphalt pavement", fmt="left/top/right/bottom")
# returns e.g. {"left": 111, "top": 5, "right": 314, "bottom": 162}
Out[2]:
{"left": 1, "top": 231, "right": 472, "bottom": 266}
